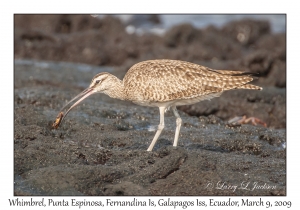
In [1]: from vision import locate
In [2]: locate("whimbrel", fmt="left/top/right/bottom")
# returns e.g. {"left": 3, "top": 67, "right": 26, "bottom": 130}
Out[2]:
{"left": 53, "top": 59, "right": 262, "bottom": 151}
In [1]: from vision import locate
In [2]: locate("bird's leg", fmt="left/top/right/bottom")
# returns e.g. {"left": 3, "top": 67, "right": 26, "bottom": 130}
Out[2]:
{"left": 147, "top": 107, "right": 165, "bottom": 151}
{"left": 172, "top": 106, "right": 182, "bottom": 147}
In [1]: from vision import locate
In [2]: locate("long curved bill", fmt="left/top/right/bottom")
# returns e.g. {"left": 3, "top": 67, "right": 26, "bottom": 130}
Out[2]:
{"left": 52, "top": 88, "right": 95, "bottom": 129}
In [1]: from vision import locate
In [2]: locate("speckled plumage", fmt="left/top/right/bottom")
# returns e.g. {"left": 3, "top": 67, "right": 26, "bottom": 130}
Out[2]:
{"left": 57, "top": 59, "right": 262, "bottom": 151}
{"left": 122, "top": 59, "right": 261, "bottom": 105}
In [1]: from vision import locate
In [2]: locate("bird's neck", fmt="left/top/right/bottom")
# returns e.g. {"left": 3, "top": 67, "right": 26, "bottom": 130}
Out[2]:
{"left": 103, "top": 76, "right": 126, "bottom": 100}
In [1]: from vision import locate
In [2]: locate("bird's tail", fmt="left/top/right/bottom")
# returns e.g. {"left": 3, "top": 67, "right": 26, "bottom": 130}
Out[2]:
{"left": 214, "top": 70, "right": 245, "bottom": 75}
{"left": 214, "top": 69, "right": 262, "bottom": 91}
{"left": 237, "top": 84, "right": 263, "bottom": 90}
{"left": 216, "top": 70, "right": 258, "bottom": 77}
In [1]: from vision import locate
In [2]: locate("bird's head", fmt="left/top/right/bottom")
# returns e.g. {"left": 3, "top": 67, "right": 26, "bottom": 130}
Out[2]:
{"left": 89, "top": 72, "right": 115, "bottom": 93}
{"left": 52, "top": 72, "right": 115, "bottom": 128}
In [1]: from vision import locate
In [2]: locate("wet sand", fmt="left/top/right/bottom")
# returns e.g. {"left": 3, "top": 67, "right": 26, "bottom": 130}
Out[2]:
{"left": 14, "top": 15, "right": 286, "bottom": 195}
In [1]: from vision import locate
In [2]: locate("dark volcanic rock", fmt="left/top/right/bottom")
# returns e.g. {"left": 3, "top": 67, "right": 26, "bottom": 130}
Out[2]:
{"left": 221, "top": 19, "right": 271, "bottom": 46}
{"left": 14, "top": 60, "right": 286, "bottom": 196}
{"left": 180, "top": 87, "right": 285, "bottom": 129}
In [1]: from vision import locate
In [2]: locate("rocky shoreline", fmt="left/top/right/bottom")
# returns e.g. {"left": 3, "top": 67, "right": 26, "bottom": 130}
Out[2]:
{"left": 14, "top": 15, "right": 286, "bottom": 195}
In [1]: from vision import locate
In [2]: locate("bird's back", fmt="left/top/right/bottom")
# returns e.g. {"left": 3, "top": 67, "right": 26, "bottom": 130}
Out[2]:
{"left": 123, "top": 59, "right": 261, "bottom": 104}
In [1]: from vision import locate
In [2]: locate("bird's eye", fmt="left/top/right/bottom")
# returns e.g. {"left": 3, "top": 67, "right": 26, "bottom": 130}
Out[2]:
{"left": 95, "top": 80, "right": 101, "bottom": 84}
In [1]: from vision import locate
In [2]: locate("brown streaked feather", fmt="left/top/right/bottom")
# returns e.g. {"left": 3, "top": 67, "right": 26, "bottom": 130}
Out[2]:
{"left": 213, "top": 70, "right": 246, "bottom": 75}
{"left": 123, "top": 59, "right": 261, "bottom": 102}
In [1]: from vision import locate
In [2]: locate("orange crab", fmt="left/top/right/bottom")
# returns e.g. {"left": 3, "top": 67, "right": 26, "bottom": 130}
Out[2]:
{"left": 228, "top": 115, "right": 267, "bottom": 127}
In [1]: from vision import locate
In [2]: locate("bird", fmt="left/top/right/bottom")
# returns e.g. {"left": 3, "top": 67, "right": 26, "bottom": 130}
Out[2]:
{"left": 52, "top": 59, "right": 262, "bottom": 151}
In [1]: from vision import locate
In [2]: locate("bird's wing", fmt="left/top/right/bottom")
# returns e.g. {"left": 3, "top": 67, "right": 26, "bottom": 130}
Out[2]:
{"left": 124, "top": 60, "right": 257, "bottom": 102}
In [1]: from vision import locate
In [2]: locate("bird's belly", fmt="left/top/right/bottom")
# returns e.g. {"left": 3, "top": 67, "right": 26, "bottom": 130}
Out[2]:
{"left": 131, "top": 100, "right": 173, "bottom": 108}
